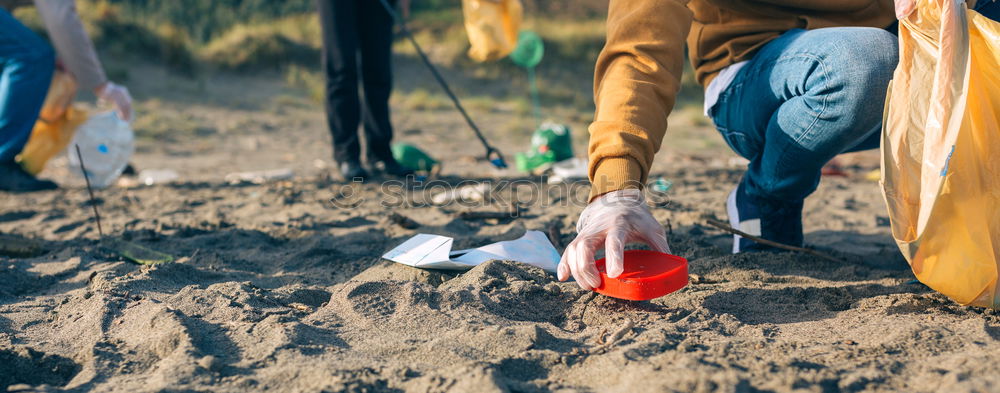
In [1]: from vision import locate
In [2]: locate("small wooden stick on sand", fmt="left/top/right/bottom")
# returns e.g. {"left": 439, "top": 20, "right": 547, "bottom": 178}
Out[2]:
{"left": 547, "top": 221, "right": 563, "bottom": 249}
{"left": 388, "top": 212, "right": 420, "bottom": 229}
{"left": 704, "top": 218, "right": 847, "bottom": 264}
{"left": 75, "top": 145, "right": 104, "bottom": 238}
{"left": 458, "top": 204, "right": 522, "bottom": 220}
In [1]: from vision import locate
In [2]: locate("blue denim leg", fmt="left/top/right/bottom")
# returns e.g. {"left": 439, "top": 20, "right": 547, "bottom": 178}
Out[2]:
{"left": 974, "top": 0, "right": 1000, "bottom": 20}
{"left": 710, "top": 27, "right": 898, "bottom": 203}
{"left": 0, "top": 9, "right": 55, "bottom": 163}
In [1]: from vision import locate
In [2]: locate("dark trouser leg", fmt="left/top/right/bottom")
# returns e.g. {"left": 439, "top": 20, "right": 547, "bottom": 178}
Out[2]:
{"left": 318, "top": 0, "right": 361, "bottom": 164}
{"left": 0, "top": 9, "right": 54, "bottom": 164}
{"left": 357, "top": 0, "right": 397, "bottom": 164}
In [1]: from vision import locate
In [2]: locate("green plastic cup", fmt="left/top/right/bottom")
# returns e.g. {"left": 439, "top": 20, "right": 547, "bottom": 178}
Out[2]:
{"left": 391, "top": 143, "right": 439, "bottom": 173}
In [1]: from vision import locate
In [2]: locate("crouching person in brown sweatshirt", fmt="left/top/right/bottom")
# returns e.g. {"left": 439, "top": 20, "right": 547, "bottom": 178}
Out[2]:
{"left": 558, "top": 0, "right": 999, "bottom": 289}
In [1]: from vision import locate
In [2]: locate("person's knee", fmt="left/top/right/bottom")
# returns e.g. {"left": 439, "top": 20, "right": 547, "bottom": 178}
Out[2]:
{"left": 809, "top": 28, "right": 897, "bottom": 132}
{"left": 815, "top": 27, "right": 899, "bottom": 95}
{"left": 787, "top": 28, "right": 896, "bottom": 153}
{"left": 843, "top": 29, "right": 896, "bottom": 135}
{"left": 848, "top": 28, "right": 897, "bottom": 88}
{"left": 325, "top": 70, "right": 358, "bottom": 96}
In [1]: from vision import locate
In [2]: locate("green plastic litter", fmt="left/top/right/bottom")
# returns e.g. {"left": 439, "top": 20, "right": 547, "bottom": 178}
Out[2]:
{"left": 391, "top": 143, "right": 439, "bottom": 173}
{"left": 510, "top": 31, "right": 545, "bottom": 125}
{"left": 515, "top": 150, "right": 557, "bottom": 173}
{"left": 509, "top": 31, "right": 544, "bottom": 68}
{"left": 103, "top": 238, "right": 174, "bottom": 265}
{"left": 652, "top": 177, "right": 673, "bottom": 193}
{"left": 515, "top": 122, "right": 573, "bottom": 172}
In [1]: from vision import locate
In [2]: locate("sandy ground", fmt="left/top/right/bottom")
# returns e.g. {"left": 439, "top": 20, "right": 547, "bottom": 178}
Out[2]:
{"left": 3, "top": 64, "right": 1000, "bottom": 392}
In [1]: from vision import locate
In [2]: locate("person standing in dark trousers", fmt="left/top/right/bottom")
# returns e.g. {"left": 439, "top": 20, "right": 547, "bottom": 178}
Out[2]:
{"left": 317, "top": 0, "right": 413, "bottom": 181}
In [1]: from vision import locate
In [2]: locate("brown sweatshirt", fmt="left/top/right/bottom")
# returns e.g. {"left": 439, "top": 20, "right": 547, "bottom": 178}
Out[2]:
{"left": 588, "top": 0, "right": 896, "bottom": 199}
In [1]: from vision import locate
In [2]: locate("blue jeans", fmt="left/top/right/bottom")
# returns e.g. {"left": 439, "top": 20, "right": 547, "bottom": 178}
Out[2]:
{"left": 710, "top": 2, "right": 999, "bottom": 205}
{"left": 0, "top": 9, "right": 54, "bottom": 164}
{"left": 710, "top": 27, "right": 897, "bottom": 204}
{"left": 976, "top": 0, "right": 1000, "bottom": 19}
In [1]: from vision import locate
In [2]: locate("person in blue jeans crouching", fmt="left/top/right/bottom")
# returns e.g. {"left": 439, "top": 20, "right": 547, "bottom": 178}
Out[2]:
{"left": 559, "top": 0, "right": 1000, "bottom": 288}
{"left": 712, "top": 0, "right": 999, "bottom": 253}
{"left": 0, "top": 0, "right": 132, "bottom": 192}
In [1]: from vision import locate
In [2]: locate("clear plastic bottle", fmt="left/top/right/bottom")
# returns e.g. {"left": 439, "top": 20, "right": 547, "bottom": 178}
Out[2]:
{"left": 67, "top": 111, "right": 134, "bottom": 188}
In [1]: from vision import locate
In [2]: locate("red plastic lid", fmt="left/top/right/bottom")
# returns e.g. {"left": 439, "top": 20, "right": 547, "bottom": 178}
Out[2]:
{"left": 594, "top": 250, "right": 689, "bottom": 301}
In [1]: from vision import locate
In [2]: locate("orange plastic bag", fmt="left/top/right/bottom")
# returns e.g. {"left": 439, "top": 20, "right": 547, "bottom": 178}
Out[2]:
{"left": 881, "top": 0, "right": 1000, "bottom": 307}
{"left": 461, "top": 0, "right": 522, "bottom": 62}
{"left": 16, "top": 70, "right": 87, "bottom": 175}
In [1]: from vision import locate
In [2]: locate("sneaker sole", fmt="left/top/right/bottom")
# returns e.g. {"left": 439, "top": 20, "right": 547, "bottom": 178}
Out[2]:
{"left": 727, "top": 188, "right": 741, "bottom": 254}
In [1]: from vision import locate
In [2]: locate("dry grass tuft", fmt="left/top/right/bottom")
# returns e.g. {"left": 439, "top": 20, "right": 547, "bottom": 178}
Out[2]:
{"left": 199, "top": 24, "right": 317, "bottom": 71}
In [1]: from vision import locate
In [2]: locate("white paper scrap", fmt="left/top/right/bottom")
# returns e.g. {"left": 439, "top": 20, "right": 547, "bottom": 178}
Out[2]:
{"left": 382, "top": 231, "right": 560, "bottom": 273}
{"left": 380, "top": 234, "right": 474, "bottom": 270}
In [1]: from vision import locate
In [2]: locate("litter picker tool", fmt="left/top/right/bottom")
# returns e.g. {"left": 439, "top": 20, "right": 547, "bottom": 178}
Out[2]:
{"left": 378, "top": 0, "right": 507, "bottom": 169}
{"left": 75, "top": 145, "right": 173, "bottom": 265}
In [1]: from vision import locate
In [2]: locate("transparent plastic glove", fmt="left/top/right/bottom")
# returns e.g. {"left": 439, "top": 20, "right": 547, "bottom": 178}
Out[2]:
{"left": 558, "top": 188, "right": 671, "bottom": 290}
{"left": 95, "top": 81, "right": 133, "bottom": 122}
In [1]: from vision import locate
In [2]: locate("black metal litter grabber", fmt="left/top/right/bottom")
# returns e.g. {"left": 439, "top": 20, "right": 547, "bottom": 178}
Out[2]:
{"left": 378, "top": 0, "right": 508, "bottom": 169}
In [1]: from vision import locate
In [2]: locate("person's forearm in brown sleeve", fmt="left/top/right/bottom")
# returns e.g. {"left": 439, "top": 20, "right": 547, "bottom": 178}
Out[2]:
{"left": 587, "top": 0, "right": 692, "bottom": 201}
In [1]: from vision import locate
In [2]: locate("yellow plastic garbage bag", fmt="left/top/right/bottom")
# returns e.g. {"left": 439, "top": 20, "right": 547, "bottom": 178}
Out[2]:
{"left": 16, "top": 70, "right": 88, "bottom": 175}
{"left": 461, "top": 0, "right": 522, "bottom": 62}
{"left": 881, "top": 0, "right": 1000, "bottom": 307}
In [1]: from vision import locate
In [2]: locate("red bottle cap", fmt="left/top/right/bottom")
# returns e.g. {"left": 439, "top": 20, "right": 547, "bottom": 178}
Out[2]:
{"left": 594, "top": 250, "right": 689, "bottom": 301}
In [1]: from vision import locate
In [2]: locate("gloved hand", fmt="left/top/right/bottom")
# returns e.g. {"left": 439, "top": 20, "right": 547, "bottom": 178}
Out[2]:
{"left": 558, "top": 188, "right": 671, "bottom": 290}
{"left": 95, "top": 81, "right": 133, "bottom": 122}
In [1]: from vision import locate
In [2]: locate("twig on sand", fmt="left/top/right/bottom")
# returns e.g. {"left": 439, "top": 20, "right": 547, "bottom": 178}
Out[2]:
{"left": 458, "top": 209, "right": 519, "bottom": 220}
{"left": 605, "top": 318, "right": 635, "bottom": 344}
{"left": 388, "top": 212, "right": 420, "bottom": 229}
{"left": 593, "top": 318, "right": 635, "bottom": 352}
{"left": 547, "top": 221, "right": 563, "bottom": 249}
{"left": 565, "top": 292, "right": 597, "bottom": 334}
{"left": 75, "top": 145, "right": 104, "bottom": 238}
{"left": 704, "top": 218, "right": 847, "bottom": 264}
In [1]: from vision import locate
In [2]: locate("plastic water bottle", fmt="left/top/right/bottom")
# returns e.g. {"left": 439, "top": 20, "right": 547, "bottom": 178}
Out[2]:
{"left": 67, "top": 111, "right": 134, "bottom": 188}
